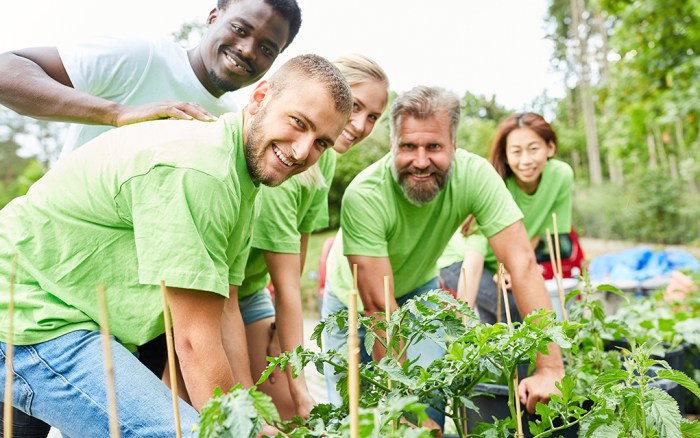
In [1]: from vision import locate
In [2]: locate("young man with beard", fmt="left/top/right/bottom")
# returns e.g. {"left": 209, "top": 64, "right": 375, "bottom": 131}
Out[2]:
{"left": 0, "top": 54, "right": 352, "bottom": 437}
{"left": 0, "top": 0, "right": 300, "bottom": 433}
{"left": 0, "top": 0, "right": 301, "bottom": 160}
{"left": 322, "top": 86, "right": 565, "bottom": 431}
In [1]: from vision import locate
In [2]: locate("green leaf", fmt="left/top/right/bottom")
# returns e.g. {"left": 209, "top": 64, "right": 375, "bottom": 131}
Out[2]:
{"left": 644, "top": 386, "right": 682, "bottom": 438}
{"left": 588, "top": 423, "right": 623, "bottom": 438}
{"left": 680, "top": 418, "right": 700, "bottom": 437}
{"left": 656, "top": 368, "right": 700, "bottom": 400}
{"left": 593, "top": 369, "right": 627, "bottom": 387}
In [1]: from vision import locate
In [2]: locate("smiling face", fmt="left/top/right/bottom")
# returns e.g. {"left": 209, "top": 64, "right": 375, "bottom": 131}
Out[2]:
{"left": 391, "top": 114, "right": 455, "bottom": 205}
{"left": 244, "top": 80, "right": 348, "bottom": 187}
{"left": 193, "top": 0, "right": 291, "bottom": 96}
{"left": 505, "top": 127, "right": 555, "bottom": 194}
{"left": 332, "top": 80, "right": 388, "bottom": 154}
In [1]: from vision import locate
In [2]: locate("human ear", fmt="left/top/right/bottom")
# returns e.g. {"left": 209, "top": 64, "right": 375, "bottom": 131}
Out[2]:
{"left": 246, "top": 81, "right": 271, "bottom": 116}
{"left": 206, "top": 8, "right": 219, "bottom": 25}
{"left": 546, "top": 140, "right": 556, "bottom": 158}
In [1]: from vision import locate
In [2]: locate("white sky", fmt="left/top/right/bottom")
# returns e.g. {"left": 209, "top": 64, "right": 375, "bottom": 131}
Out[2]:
{"left": 0, "top": 0, "right": 563, "bottom": 111}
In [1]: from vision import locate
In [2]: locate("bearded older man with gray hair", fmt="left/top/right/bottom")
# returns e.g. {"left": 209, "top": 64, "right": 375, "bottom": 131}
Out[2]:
{"left": 321, "top": 85, "right": 565, "bottom": 432}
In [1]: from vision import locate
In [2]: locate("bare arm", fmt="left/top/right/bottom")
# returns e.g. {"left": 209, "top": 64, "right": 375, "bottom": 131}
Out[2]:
{"left": 346, "top": 255, "right": 396, "bottom": 361}
{"left": 265, "top": 248, "right": 315, "bottom": 417}
{"left": 0, "top": 47, "right": 214, "bottom": 126}
{"left": 488, "top": 221, "right": 564, "bottom": 412}
{"left": 167, "top": 286, "right": 234, "bottom": 411}
{"left": 458, "top": 250, "right": 484, "bottom": 309}
{"left": 220, "top": 285, "right": 256, "bottom": 388}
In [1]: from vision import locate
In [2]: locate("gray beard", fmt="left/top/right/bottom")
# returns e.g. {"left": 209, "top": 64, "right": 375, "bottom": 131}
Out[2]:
{"left": 391, "top": 163, "right": 452, "bottom": 206}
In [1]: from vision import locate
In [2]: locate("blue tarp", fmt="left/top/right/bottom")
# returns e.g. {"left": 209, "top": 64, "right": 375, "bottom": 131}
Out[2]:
{"left": 589, "top": 247, "right": 700, "bottom": 283}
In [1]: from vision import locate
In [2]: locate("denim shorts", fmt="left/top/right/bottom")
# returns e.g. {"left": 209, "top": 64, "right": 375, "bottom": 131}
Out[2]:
{"left": 239, "top": 289, "right": 275, "bottom": 325}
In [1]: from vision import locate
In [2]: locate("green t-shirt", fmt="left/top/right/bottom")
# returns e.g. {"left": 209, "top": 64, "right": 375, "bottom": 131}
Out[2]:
{"left": 0, "top": 113, "right": 257, "bottom": 347}
{"left": 436, "top": 228, "right": 488, "bottom": 269}
{"left": 477, "top": 158, "right": 573, "bottom": 273}
{"left": 238, "top": 151, "right": 337, "bottom": 299}
{"left": 326, "top": 149, "right": 523, "bottom": 307}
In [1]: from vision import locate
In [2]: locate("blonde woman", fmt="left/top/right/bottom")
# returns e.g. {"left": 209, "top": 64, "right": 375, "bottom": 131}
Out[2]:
{"left": 221, "top": 54, "right": 389, "bottom": 419}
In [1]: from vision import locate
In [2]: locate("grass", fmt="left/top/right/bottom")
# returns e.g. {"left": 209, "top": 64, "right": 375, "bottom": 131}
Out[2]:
{"left": 301, "top": 229, "right": 337, "bottom": 317}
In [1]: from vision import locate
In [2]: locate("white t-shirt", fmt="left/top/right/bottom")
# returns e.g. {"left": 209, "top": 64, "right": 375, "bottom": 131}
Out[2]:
{"left": 57, "top": 37, "right": 238, "bottom": 159}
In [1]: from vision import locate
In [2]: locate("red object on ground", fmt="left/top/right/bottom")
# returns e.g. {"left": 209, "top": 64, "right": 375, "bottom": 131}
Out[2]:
{"left": 536, "top": 229, "right": 585, "bottom": 280}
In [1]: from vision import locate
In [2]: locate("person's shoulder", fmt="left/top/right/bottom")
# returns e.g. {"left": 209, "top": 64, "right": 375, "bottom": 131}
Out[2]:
{"left": 546, "top": 159, "right": 574, "bottom": 180}
{"left": 346, "top": 153, "right": 390, "bottom": 192}
{"left": 343, "top": 154, "right": 392, "bottom": 204}
{"left": 454, "top": 148, "right": 490, "bottom": 168}
{"left": 452, "top": 149, "right": 498, "bottom": 182}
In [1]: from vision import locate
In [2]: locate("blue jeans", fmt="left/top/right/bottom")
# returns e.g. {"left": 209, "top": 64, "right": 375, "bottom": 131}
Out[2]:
{"left": 321, "top": 278, "right": 445, "bottom": 428}
{"left": 0, "top": 330, "right": 198, "bottom": 437}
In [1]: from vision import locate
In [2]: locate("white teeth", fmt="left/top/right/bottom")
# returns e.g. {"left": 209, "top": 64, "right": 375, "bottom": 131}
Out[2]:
{"left": 342, "top": 130, "right": 355, "bottom": 142}
{"left": 225, "top": 53, "right": 248, "bottom": 73}
{"left": 412, "top": 172, "right": 431, "bottom": 178}
{"left": 273, "top": 145, "right": 293, "bottom": 166}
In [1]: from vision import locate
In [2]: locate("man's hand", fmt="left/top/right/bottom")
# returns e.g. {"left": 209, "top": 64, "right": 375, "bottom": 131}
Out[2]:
{"left": 664, "top": 270, "right": 696, "bottom": 303}
{"left": 518, "top": 366, "right": 564, "bottom": 413}
{"left": 114, "top": 101, "right": 216, "bottom": 126}
{"left": 399, "top": 416, "right": 442, "bottom": 437}
{"left": 491, "top": 270, "right": 512, "bottom": 289}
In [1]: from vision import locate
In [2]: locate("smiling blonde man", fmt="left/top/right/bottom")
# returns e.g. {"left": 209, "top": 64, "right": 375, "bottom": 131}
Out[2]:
{"left": 0, "top": 54, "right": 351, "bottom": 437}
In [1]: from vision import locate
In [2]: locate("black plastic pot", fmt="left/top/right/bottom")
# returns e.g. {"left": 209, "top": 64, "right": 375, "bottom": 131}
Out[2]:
{"left": 465, "top": 365, "right": 678, "bottom": 437}
{"left": 684, "top": 344, "right": 700, "bottom": 414}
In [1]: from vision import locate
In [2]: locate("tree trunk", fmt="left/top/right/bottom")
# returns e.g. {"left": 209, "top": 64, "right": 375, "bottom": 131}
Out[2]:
{"left": 646, "top": 133, "right": 658, "bottom": 169}
{"left": 570, "top": 0, "right": 603, "bottom": 185}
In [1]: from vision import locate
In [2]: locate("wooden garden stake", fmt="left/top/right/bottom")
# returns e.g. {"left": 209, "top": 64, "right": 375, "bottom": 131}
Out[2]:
{"left": 160, "top": 280, "right": 182, "bottom": 438}
{"left": 4, "top": 254, "right": 17, "bottom": 438}
{"left": 552, "top": 213, "right": 564, "bottom": 283}
{"left": 348, "top": 265, "right": 360, "bottom": 438}
{"left": 458, "top": 270, "right": 469, "bottom": 438}
{"left": 97, "top": 285, "right": 121, "bottom": 438}
{"left": 546, "top": 229, "right": 568, "bottom": 321}
{"left": 460, "top": 266, "right": 469, "bottom": 323}
{"left": 496, "top": 265, "right": 503, "bottom": 324}
{"left": 383, "top": 275, "right": 395, "bottom": 432}
{"left": 383, "top": 275, "right": 392, "bottom": 388}
{"left": 498, "top": 263, "right": 524, "bottom": 438}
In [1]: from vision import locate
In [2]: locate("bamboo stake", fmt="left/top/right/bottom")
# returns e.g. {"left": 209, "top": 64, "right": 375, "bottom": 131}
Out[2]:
{"left": 496, "top": 265, "right": 503, "bottom": 324}
{"left": 97, "top": 285, "right": 121, "bottom": 438}
{"left": 546, "top": 229, "right": 569, "bottom": 321}
{"left": 383, "top": 275, "right": 395, "bottom": 432}
{"left": 499, "top": 264, "right": 524, "bottom": 438}
{"left": 160, "top": 280, "right": 182, "bottom": 438}
{"left": 383, "top": 275, "right": 392, "bottom": 389}
{"left": 459, "top": 267, "right": 469, "bottom": 438}
{"left": 552, "top": 214, "right": 564, "bottom": 282}
{"left": 4, "top": 255, "right": 17, "bottom": 438}
{"left": 460, "top": 266, "right": 469, "bottom": 324}
{"left": 348, "top": 265, "right": 360, "bottom": 438}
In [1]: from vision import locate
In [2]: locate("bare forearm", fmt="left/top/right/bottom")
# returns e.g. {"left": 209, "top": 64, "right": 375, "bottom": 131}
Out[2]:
{"left": 459, "top": 251, "right": 484, "bottom": 309}
{"left": 176, "top": 337, "right": 234, "bottom": 411}
{"left": 275, "top": 288, "right": 309, "bottom": 395}
{"left": 0, "top": 52, "right": 121, "bottom": 125}
{"left": 510, "top": 261, "right": 564, "bottom": 371}
{"left": 221, "top": 296, "right": 256, "bottom": 388}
